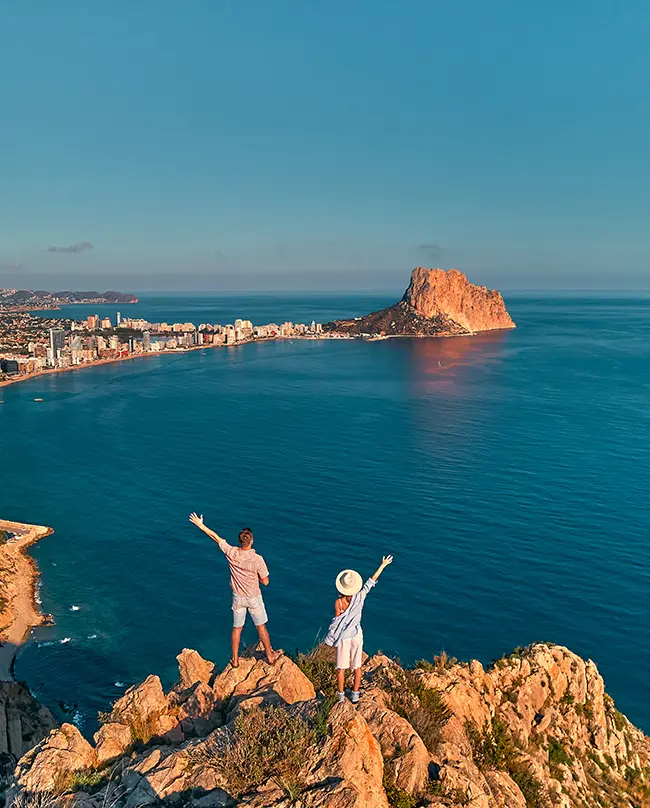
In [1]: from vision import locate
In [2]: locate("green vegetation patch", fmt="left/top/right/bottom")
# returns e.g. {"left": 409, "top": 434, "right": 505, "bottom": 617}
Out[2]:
{"left": 383, "top": 772, "right": 418, "bottom": 808}
{"left": 378, "top": 667, "right": 451, "bottom": 753}
{"left": 292, "top": 645, "right": 338, "bottom": 697}
{"left": 574, "top": 701, "right": 594, "bottom": 720}
{"left": 548, "top": 737, "right": 572, "bottom": 767}
{"left": 69, "top": 768, "right": 107, "bottom": 793}
{"left": 612, "top": 709, "right": 626, "bottom": 732}
{"left": 465, "top": 718, "right": 545, "bottom": 808}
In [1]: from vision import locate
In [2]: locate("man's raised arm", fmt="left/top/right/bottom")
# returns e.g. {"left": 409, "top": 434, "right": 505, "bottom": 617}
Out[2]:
{"left": 189, "top": 513, "right": 229, "bottom": 549}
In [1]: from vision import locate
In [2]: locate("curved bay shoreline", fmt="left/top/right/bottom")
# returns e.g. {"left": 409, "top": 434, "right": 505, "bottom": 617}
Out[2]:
{"left": 0, "top": 519, "right": 53, "bottom": 681}
{"left": 0, "top": 334, "right": 354, "bottom": 391}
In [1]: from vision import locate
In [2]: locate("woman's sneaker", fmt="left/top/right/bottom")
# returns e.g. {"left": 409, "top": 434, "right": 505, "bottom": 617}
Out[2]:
{"left": 337, "top": 691, "right": 346, "bottom": 703}
{"left": 351, "top": 691, "right": 360, "bottom": 704}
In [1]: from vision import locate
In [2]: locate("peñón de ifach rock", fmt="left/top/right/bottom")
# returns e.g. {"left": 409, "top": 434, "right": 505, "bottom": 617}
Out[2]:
{"left": 326, "top": 266, "right": 515, "bottom": 337}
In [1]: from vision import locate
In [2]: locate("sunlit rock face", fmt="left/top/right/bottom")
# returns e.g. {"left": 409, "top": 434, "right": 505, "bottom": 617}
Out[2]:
{"left": 403, "top": 267, "right": 516, "bottom": 333}
{"left": 325, "top": 267, "right": 515, "bottom": 337}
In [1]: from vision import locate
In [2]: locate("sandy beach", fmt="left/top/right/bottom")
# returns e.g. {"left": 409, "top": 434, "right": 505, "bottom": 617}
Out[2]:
{"left": 0, "top": 519, "right": 52, "bottom": 681}
{"left": 0, "top": 342, "right": 225, "bottom": 390}
{"left": 0, "top": 334, "right": 340, "bottom": 391}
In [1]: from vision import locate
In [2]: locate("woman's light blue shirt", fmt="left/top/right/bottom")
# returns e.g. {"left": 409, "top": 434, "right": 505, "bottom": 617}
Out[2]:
{"left": 324, "top": 578, "right": 376, "bottom": 646}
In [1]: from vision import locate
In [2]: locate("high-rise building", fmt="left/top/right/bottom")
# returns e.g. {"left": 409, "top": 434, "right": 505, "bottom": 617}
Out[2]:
{"left": 143, "top": 331, "right": 151, "bottom": 351}
{"left": 48, "top": 329, "right": 65, "bottom": 366}
{"left": 0, "top": 359, "right": 19, "bottom": 375}
{"left": 87, "top": 314, "right": 99, "bottom": 330}
{"left": 116, "top": 312, "right": 121, "bottom": 326}
{"left": 101, "top": 317, "right": 112, "bottom": 329}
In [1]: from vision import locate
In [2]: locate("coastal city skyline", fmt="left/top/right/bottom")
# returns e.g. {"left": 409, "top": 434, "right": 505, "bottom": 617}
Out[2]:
{"left": 0, "top": 303, "right": 329, "bottom": 384}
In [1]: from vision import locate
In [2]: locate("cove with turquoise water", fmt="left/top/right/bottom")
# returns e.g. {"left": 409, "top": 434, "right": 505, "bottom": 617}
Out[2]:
{"left": 2, "top": 293, "right": 650, "bottom": 734}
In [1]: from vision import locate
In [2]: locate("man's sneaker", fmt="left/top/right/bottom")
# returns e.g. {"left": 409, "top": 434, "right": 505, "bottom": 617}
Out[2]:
{"left": 351, "top": 691, "right": 360, "bottom": 704}
{"left": 337, "top": 691, "right": 346, "bottom": 703}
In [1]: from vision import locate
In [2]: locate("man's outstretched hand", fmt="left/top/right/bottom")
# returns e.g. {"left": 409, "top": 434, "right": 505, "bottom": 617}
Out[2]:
{"left": 189, "top": 513, "right": 224, "bottom": 545}
{"left": 189, "top": 512, "right": 205, "bottom": 529}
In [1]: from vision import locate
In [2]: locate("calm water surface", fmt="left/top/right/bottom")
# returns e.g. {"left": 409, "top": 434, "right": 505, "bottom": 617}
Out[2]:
{"left": 3, "top": 293, "right": 650, "bottom": 733}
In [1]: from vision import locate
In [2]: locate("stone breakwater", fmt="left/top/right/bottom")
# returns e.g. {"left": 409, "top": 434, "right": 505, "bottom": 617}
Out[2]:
{"left": 0, "top": 519, "right": 53, "bottom": 681}
{"left": 8, "top": 642, "right": 650, "bottom": 807}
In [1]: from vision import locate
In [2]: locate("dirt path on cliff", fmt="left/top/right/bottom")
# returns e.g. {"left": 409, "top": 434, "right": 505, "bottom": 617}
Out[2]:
{"left": 0, "top": 520, "right": 52, "bottom": 681}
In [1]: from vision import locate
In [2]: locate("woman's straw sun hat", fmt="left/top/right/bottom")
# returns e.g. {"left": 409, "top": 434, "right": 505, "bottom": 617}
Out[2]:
{"left": 336, "top": 569, "right": 363, "bottom": 596}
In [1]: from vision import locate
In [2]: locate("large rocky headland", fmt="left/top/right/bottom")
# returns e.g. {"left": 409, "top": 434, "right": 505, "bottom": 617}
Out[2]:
{"left": 326, "top": 267, "right": 516, "bottom": 338}
{"left": 5, "top": 642, "right": 650, "bottom": 807}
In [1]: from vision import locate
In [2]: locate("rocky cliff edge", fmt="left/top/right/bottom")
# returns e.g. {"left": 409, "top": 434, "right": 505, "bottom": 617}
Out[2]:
{"left": 7, "top": 642, "right": 650, "bottom": 808}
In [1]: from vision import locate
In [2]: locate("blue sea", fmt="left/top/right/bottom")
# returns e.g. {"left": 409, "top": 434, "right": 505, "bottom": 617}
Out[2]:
{"left": 2, "top": 292, "right": 650, "bottom": 735}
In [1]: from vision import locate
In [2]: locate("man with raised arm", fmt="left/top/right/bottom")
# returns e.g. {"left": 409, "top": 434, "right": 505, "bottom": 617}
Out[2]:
{"left": 189, "top": 513, "right": 280, "bottom": 667}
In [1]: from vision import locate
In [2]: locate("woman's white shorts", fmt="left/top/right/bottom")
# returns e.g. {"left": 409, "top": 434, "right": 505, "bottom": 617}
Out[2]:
{"left": 336, "top": 629, "right": 364, "bottom": 670}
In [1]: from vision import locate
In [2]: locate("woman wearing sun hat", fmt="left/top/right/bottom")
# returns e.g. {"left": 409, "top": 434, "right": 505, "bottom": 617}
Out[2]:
{"left": 324, "top": 555, "right": 393, "bottom": 703}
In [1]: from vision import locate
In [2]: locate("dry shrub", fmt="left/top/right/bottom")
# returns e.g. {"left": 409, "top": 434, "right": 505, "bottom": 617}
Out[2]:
{"left": 292, "top": 645, "right": 338, "bottom": 697}
{"left": 189, "top": 705, "right": 314, "bottom": 798}
{"left": 415, "top": 650, "right": 458, "bottom": 672}
{"left": 8, "top": 792, "right": 60, "bottom": 808}
{"left": 98, "top": 707, "right": 159, "bottom": 745}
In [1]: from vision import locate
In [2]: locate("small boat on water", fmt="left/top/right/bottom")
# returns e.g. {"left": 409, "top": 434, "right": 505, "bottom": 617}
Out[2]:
{"left": 34, "top": 398, "right": 44, "bottom": 402}
{"left": 201, "top": 351, "right": 207, "bottom": 355}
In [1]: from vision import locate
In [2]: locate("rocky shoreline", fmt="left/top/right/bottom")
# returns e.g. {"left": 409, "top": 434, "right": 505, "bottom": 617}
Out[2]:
{"left": 6, "top": 642, "right": 650, "bottom": 807}
{"left": 0, "top": 519, "right": 53, "bottom": 681}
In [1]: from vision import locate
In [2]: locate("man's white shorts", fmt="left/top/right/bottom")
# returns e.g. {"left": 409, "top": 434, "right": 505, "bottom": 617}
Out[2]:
{"left": 336, "top": 629, "right": 364, "bottom": 670}
{"left": 232, "top": 595, "right": 268, "bottom": 628}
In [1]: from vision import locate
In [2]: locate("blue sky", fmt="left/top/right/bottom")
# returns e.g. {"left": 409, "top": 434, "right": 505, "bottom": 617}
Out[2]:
{"left": 1, "top": 1, "right": 649, "bottom": 291}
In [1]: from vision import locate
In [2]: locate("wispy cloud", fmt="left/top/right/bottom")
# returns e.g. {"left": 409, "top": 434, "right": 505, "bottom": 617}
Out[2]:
{"left": 47, "top": 242, "right": 93, "bottom": 254}
{"left": 0, "top": 262, "right": 25, "bottom": 270}
{"left": 418, "top": 243, "right": 442, "bottom": 253}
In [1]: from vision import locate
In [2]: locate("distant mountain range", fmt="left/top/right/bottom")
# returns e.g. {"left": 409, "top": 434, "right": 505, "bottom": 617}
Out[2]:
{"left": 0, "top": 289, "right": 138, "bottom": 312}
